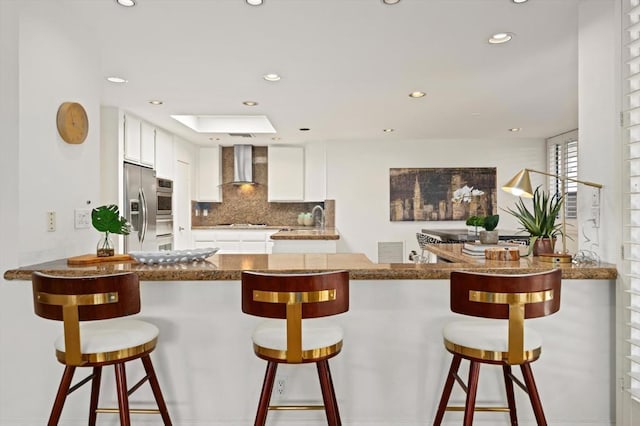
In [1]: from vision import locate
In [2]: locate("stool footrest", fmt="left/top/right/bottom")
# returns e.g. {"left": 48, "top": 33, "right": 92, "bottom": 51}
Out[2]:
{"left": 95, "top": 407, "right": 161, "bottom": 415}
{"left": 446, "top": 406, "right": 511, "bottom": 412}
{"left": 268, "top": 404, "right": 325, "bottom": 411}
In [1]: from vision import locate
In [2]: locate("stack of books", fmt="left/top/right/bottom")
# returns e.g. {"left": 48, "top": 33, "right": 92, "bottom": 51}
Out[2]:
{"left": 462, "top": 241, "right": 527, "bottom": 257}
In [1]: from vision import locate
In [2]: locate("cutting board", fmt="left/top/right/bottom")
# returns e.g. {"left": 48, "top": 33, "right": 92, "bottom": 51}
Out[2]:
{"left": 67, "top": 253, "right": 132, "bottom": 266}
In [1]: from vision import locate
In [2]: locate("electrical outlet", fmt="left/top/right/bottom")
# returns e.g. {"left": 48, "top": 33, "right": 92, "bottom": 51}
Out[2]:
{"left": 74, "top": 209, "right": 91, "bottom": 229}
{"left": 47, "top": 211, "right": 56, "bottom": 232}
{"left": 276, "top": 376, "right": 287, "bottom": 395}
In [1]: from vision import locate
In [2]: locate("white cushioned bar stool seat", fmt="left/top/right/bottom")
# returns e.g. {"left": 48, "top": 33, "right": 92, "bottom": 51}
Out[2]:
{"left": 443, "top": 319, "right": 542, "bottom": 362}
{"left": 253, "top": 318, "right": 343, "bottom": 362}
{"left": 54, "top": 319, "right": 159, "bottom": 364}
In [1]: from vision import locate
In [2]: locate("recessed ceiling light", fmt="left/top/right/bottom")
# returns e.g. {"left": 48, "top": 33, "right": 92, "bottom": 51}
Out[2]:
{"left": 489, "top": 32, "right": 513, "bottom": 44}
{"left": 409, "top": 91, "right": 426, "bottom": 98}
{"left": 299, "top": 128, "right": 310, "bottom": 132}
{"left": 246, "top": 0, "right": 263, "bottom": 5}
{"left": 148, "top": 100, "right": 163, "bottom": 105}
{"left": 243, "top": 101, "right": 259, "bottom": 106}
{"left": 263, "top": 73, "right": 281, "bottom": 82}
{"left": 509, "top": 127, "right": 521, "bottom": 132}
{"left": 512, "top": 0, "right": 528, "bottom": 3}
{"left": 383, "top": 128, "right": 395, "bottom": 133}
{"left": 115, "top": 0, "right": 136, "bottom": 7}
{"left": 106, "top": 76, "right": 128, "bottom": 83}
{"left": 382, "top": 0, "right": 401, "bottom": 4}
{"left": 271, "top": 137, "right": 281, "bottom": 141}
{"left": 208, "top": 137, "right": 220, "bottom": 141}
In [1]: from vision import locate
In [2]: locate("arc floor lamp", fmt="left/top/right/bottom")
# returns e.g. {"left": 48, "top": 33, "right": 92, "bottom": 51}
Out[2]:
{"left": 502, "top": 168, "right": 603, "bottom": 263}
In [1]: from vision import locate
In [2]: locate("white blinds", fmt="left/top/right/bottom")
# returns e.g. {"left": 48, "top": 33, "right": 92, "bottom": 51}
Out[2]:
{"left": 547, "top": 132, "right": 578, "bottom": 219}
{"left": 624, "top": 0, "right": 640, "bottom": 402}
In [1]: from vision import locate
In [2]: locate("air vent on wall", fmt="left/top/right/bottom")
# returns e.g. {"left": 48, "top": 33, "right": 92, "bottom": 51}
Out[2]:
{"left": 228, "top": 133, "right": 254, "bottom": 138}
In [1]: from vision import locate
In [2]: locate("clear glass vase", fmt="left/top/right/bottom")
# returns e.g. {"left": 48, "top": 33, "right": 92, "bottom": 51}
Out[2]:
{"left": 96, "top": 233, "right": 115, "bottom": 257}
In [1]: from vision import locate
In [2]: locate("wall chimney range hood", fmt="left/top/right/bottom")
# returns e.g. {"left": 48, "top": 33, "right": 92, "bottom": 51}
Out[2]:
{"left": 232, "top": 144, "right": 254, "bottom": 185}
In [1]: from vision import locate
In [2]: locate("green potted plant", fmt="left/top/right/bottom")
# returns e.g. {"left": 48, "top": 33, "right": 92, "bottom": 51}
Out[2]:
{"left": 91, "top": 204, "right": 130, "bottom": 257}
{"left": 466, "top": 214, "right": 500, "bottom": 244}
{"left": 504, "top": 186, "right": 563, "bottom": 255}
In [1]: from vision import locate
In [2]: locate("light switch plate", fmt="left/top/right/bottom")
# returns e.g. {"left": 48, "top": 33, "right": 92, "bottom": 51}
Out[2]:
{"left": 74, "top": 209, "right": 91, "bottom": 229}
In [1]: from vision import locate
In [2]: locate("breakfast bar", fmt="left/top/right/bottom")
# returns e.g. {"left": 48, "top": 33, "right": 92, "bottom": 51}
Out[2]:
{"left": 3, "top": 252, "right": 617, "bottom": 425}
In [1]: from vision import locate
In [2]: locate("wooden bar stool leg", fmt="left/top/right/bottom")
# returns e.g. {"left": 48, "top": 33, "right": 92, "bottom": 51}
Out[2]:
{"left": 317, "top": 360, "right": 341, "bottom": 426}
{"left": 114, "top": 363, "right": 131, "bottom": 426}
{"left": 326, "top": 360, "right": 341, "bottom": 426}
{"left": 502, "top": 364, "right": 518, "bottom": 425}
{"left": 520, "top": 363, "right": 547, "bottom": 426}
{"left": 255, "top": 361, "right": 278, "bottom": 426}
{"left": 48, "top": 366, "right": 76, "bottom": 426}
{"left": 88, "top": 366, "right": 102, "bottom": 426}
{"left": 463, "top": 361, "right": 481, "bottom": 426}
{"left": 433, "top": 354, "right": 462, "bottom": 425}
{"left": 141, "top": 355, "right": 172, "bottom": 425}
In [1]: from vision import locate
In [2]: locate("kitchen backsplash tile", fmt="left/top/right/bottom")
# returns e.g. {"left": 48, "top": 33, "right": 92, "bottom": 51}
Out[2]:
{"left": 192, "top": 146, "right": 334, "bottom": 227}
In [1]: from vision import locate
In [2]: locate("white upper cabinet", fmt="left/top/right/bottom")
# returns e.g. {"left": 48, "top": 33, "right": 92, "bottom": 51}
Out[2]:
{"left": 123, "top": 113, "right": 141, "bottom": 163}
{"left": 123, "top": 113, "right": 155, "bottom": 168}
{"left": 268, "top": 145, "right": 304, "bottom": 202}
{"left": 140, "top": 121, "right": 155, "bottom": 167}
{"left": 154, "top": 128, "right": 174, "bottom": 180}
{"left": 197, "top": 146, "right": 222, "bottom": 201}
{"left": 304, "top": 141, "right": 326, "bottom": 201}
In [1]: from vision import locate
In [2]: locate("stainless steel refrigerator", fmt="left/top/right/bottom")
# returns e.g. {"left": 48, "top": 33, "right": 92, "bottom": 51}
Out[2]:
{"left": 124, "top": 162, "right": 157, "bottom": 252}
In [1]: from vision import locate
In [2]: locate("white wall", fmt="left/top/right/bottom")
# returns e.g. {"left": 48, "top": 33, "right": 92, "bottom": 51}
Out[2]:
{"left": 1, "top": 1, "right": 104, "bottom": 423}
{"left": 578, "top": 0, "right": 620, "bottom": 265}
{"left": 16, "top": 2, "right": 103, "bottom": 265}
{"left": 325, "top": 138, "right": 547, "bottom": 261}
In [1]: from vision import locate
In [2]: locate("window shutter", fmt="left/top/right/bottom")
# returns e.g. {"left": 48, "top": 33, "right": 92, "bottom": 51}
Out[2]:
{"left": 624, "top": 0, "right": 640, "bottom": 402}
{"left": 547, "top": 131, "right": 578, "bottom": 219}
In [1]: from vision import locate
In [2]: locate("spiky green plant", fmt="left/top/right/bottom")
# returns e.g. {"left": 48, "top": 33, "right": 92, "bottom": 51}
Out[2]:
{"left": 504, "top": 186, "right": 563, "bottom": 249}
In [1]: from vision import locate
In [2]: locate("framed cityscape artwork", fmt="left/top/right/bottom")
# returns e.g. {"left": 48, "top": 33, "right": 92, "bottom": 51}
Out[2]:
{"left": 389, "top": 167, "right": 497, "bottom": 221}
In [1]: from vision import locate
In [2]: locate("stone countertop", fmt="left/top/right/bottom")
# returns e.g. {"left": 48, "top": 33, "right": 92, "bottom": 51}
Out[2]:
{"left": 191, "top": 226, "right": 340, "bottom": 240}
{"left": 4, "top": 249, "right": 616, "bottom": 281}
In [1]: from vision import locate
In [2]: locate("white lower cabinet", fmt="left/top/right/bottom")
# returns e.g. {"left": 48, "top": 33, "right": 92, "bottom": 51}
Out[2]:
{"left": 192, "top": 229, "right": 277, "bottom": 254}
{"left": 271, "top": 239, "right": 337, "bottom": 253}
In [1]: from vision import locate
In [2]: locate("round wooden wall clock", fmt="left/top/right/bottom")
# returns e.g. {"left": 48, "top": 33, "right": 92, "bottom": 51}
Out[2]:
{"left": 56, "top": 101, "right": 88, "bottom": 144}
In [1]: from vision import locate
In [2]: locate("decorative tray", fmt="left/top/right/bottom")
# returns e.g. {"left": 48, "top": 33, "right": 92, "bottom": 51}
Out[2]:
{"left": 128, "top": 248, "right": 219, "bottom": 265}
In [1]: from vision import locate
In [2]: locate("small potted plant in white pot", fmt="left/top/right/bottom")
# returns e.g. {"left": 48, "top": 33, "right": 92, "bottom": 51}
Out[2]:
{"left": 466, "top": 214, "right": 500, "bottom": 244}
{"left": 91, "top": 204, "right": 130, "bottom": 257}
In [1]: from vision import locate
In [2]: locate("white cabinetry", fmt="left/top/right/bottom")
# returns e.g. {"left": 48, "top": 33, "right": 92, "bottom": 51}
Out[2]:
{"left": 271, "top": 239, "right": 337, "bottom": 253}
{"left": 192, "top": 229, "right": 277, "bottom": 254}
{"left": 197, "top": 147, "right": 222, "bottom": 201}
{"left": 123, "top": 113, "right": 141, "bottom": 163}
{"left": 140, "top": 121, "right": 155, "bottom": 167}
{"left": 268, "top": 146, "right": 304, "bottom": 201}
{"left": 154, "top": 128, "right": 174, "bottom": 180}
{"left": 123, "top": 113, "right": 155, "bottom": 168}
{"left": 304, "top": 142, "right": 326, "bottom": 201}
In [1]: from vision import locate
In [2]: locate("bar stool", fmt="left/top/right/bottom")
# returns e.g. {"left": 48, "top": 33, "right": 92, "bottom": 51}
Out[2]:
{"left": 31, "top": 271, "right": 172, "bottom": 425}
{"left": 433, "top": 269, "right": 562, "bottom": 426}
{"left": 241, "top": 270, "right": 349, "bottom": 426}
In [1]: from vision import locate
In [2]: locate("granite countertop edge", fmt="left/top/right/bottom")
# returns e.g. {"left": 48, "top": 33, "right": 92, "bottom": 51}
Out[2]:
{"left": 4, "top": 253, "right": 618, "bottom": 282}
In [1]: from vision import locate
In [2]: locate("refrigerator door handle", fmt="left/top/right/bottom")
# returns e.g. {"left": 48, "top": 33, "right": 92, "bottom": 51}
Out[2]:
{"left": 139, "top": 187, "right": 147, "bottom": 244}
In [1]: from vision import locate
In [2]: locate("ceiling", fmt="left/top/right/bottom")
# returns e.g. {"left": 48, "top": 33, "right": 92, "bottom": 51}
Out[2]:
{"left": 76, "top": 0, "right": 580, "bottom": 146}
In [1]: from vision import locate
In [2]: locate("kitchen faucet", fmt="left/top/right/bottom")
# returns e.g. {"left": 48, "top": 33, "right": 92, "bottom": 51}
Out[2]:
{"left": 311, "top": 205, "right": 325, "bottom": 230}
